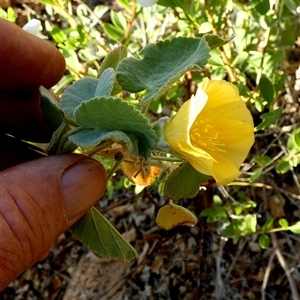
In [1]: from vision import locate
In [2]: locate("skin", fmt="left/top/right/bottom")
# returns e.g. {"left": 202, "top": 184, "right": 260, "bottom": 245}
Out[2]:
{"left": 0, "top": 19, "right": 107, "bottom": 290}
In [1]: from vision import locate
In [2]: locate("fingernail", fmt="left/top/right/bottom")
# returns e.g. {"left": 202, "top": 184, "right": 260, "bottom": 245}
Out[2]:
{"left": 61, "top": 158, "right": 107, "bottom": 220}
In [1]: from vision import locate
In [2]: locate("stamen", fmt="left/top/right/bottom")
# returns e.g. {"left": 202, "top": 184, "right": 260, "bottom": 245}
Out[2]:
{"left": 190, "top": 119, "right": 225, "bottom": 153}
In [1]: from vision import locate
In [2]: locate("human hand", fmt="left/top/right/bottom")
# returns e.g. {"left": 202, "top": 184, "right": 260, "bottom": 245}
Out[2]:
{"left": 0, "top": 19, "right": 107, "bottom": 290}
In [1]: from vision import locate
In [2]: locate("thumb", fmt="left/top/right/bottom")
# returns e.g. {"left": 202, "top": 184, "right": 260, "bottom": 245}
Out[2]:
{"left": 0, "top": 154, "right": 107, "bottom": 290}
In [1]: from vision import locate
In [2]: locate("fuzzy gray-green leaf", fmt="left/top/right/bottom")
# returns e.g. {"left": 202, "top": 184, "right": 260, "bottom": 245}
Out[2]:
{"left": 116, "top": 37, "right": 210, "bottom": 104}
{"left": 74, "top": 96, "right": 156, "bottom": 159}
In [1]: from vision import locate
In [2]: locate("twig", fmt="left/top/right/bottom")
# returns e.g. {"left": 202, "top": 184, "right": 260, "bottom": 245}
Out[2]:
{"left": 261, "top": 250, "right": 276, "bottom": 300}
{"left": 270, "top": 233, "right": 300, "bottom": 300}
{"left": 224, "top": 238, "right": 247, "bottom": 283}
{"left": 124, "top": 0, "right": 137, "bottom": 39}
{"left": 204, "top": 1, "right": 238, "bottom": 82}
{"left": 214, "top": 237, "right": 226, "bottom": 299}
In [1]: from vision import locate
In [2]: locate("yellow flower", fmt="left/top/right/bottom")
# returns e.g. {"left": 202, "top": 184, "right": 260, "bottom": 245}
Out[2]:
{"left": 164, "top": 78, "right": 254, "bottom": 185}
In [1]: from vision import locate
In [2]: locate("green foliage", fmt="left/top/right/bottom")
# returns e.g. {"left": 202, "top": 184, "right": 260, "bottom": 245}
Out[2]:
{"left": 71, "top": 207, "right": 138, "bottom": 261}
{"left": 116, "top": 37, "right": 210, "bottom": 104}
{"left": 201, "top": 197, "right": 300, "bottom": 247}
{"left": 287, "top": 128, "right": 300, "bottom": 155}
{"left": 3, "top": 0, "right": 298, "bottom": 258}
{"left": 73, "top": 96, "right": 156, "bottom": 159}
{"left": 164, "top": 162, "right": 211, "bottom": 201}
{"left": 259, "top": 234, "right": 270, "bottom": 249}
{"left": 40, "top": 86, "right": 64, "bottom": 131}
{"left": 38, "top": 34, "right": 228, "bottom": 258}
{"left": 255, "top": 108, "right": 283, "bottom": 131}
{"left": 0, "top": 6, "right": 15, "bottom": 22}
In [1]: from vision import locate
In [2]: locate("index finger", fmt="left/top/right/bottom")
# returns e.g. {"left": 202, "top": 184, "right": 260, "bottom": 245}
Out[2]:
{"left": 0, "top": 18, "right": 66, "bottom": 91}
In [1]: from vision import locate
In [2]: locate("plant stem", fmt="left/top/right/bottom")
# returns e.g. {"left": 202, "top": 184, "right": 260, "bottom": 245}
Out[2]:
{"left": 141, "top": 103, "right": 149, "bottom": 114}
{"left": 107, "top": 160, "right": 123, "bottom": 180}
{"left": 204, "top": 2, "right": 238, "bottom": 82}
{"left": 124, "top": 0, "right": 137, "bottom": 39}
{"left": 150, "top": 155, "right": 183, "bottom": 162}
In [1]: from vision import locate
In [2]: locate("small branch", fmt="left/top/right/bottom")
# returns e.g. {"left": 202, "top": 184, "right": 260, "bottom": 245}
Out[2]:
{"left": 150, "top": 155, "right": 183, "bottom": 162}
{"left": 271, "top": 233, "right": 300, "bottom": 300}
{"left": 261, "top": 250, "right": 276, "bottom": 300}
{"left": 255, "top": 27, "right": 271, "bottom": 86}
{"left": 107, "top": 159, "right": 123, "bottom": 180}
{"left": 124, "top": 0, "right": 137, "bottom": 39}
{"left": 214, "top": 237, "right": 226, "bottom": 299}
{"left": 204, "top": 2, "right": 238, "bottom": 82}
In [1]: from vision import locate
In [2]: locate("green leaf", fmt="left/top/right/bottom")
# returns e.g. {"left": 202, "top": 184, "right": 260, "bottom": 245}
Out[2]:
{"left": 62, "top": 49, "right": 82, "bottom": 71}
{"left": 165, "top": 162, "right": 211, "bottom": 201}
{"left": 207, "top": 49, "right": 224, "bottom": 66}
{"left": 287, "top": 128, "right": 300, "bottom": 154}
{"left": 245, "top": 214, "right": 257, "bottom": 233}
{"left": 279, "top": 218, "right": 289, "bottom": 229}
{"left": 204, "top": 34, "right": 233, "bottom": 50}
{"left": 38, "top": 0, "right": 55, "bottom": 5}
{"left": 98, "top": 45, "right": 128, "bottom": 95}
{"left": 103, "top": 22, "right": 124, "bottom": 41}
{"left": 116, "top": 37, "right": 210, "bottom": 104}
{"left": 275, "top": 161, "right": 290, "bottom": 174}
{"left": 254, "top": 155, "right": 272, "bottom": 166}
{"left": 0, "top": 6, "right": 15, "bottom": 21}
{"left": 200, "top": 206, "right": 228, "bottom": 223}
{"left": 259, "top": 77, "right": 274, "bottom": 105}
{"left": 255, "top": 108, "right": 282, "bottom": 131}
{"left": 98, "top": 46, "right": 128, "bottom": 76}
{"left": 0, "top": 7, "right": 7, "bottom": 19}
{"left": 199, "top": 22, "right": 213, "bottom": 34}
{"left": 262, "top": 217, "right": 274, "bottom": 230}
{"left": 48, "top": 126, "right": 83, "bottom": 155}
{"left": 39, "top": 86, "right": 64, "bottom": 131}
{"left": 221, "top": 223, "right": 237, "bottom": 238}
{"left": 110, "top": 10, "right": 127, "bottom": 31}
{"left": 213, "top": 195, "right": 223, "bottom": 206}
{"left": 288, "top": 221, "right": 300, "bottom": 234}
{"left": 46, "top": 122, "right": 68, "bottom": 155}
{"left": 283, "top": 0, "right": 298, "bottom": 13}
{"left": 116, "top": 0, "right": 131, "bottom": 10}
{"left": 71, "top": 207, "right": 138, "bottom": 261}
{"left": 95, "top": 68, "right": 115, "bottom": 98}
{"left": 61, "top": 77, "right": 98, "bottom": 118}
{"left": 74, "top": 97, "right": 156, "bottom": 159}
{"left": 157, "top": 0, "right": 179, "bottom": 7}
{"left": 255, "top": 1, "right": 270, "bottom": 15}
{"left": 259, "top": 234, "right": 270, "bottom": 249}
{"left": 51, "top": 26, "right": 66, "bottom": 43}
{"left": 69, "top": 129, "right": 139, "bottom": 157}
{"left": 152, "top": 117, "right": 170, "bottom": 152}
{"left": 250, "top": 167, "right": 263, "bottom": 182}
{"left": 60, "top": 129, "right": 83, "bottom": 154}
{"left": 53, "top": 74, "right": 75, "bottom": 94}
{"left": 232, "top": 51, "right": 249, "bottom": 67}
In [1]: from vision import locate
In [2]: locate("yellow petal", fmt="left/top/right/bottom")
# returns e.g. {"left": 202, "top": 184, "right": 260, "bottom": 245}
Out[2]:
{"left": 156, "top": 200, "right": 197, "bottom": 230}
{"left": 163, "top": 77, "right": 255, "bottom": 185}
{"left": 164, "top": 88, "right": 208, "bottom": 143}
{"left": 201, "top": 100, "right": 254, "bottom": 126}
{"left": 164, "top": 89, "right": 210, "bottom": 160}
{"left": 210, "top": 155, "right": 241, "bottom": 185}
{"left": 177, "top": 140, "right": 214, "bottom": 175}
{"left": 198, "top": 77, "right": 241, "bottom": 108}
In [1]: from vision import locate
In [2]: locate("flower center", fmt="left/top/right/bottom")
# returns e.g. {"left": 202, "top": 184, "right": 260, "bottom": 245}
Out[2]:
{"left": 190, "top": 117, "right": 225, "bottom": 153}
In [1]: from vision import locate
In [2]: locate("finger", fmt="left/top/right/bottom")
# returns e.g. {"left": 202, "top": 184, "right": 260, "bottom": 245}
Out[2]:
{"left": 0, "top": 92, "right": 53, "bottom": 142}
{"left": 0, "top": 18, "right": 66, "bottom": 91}
{"left": 0, "top": 154, "right": 107, "bottom": 290}
{"left": 0, "top": 19, "right": 66, "bottom": 142}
